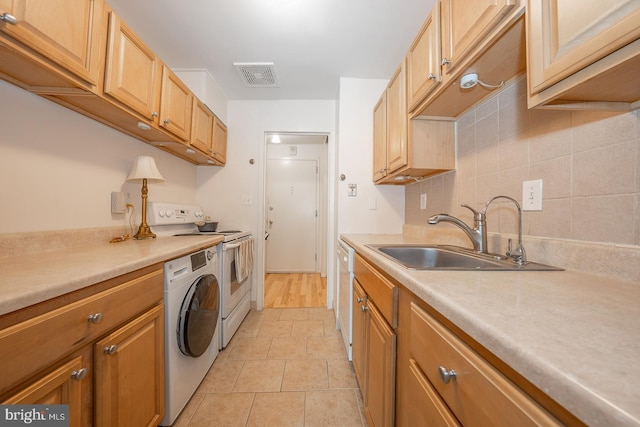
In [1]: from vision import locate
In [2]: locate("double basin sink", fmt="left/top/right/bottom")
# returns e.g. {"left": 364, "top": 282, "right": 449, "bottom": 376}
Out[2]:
{"left": 366, "top": 244, "right": 562, "bottom": 271}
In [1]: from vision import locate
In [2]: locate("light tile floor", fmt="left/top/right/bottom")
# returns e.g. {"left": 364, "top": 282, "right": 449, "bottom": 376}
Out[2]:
{"left": 173, "top": 307, "right": 368, "bottom": 427}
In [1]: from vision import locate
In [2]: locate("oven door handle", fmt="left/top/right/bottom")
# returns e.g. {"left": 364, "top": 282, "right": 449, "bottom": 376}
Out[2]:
{"left": 224, "top": 242, "right": 242, "bottom": 249}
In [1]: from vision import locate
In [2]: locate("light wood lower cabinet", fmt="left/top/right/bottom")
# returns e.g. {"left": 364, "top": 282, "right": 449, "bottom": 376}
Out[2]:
{"left": 3, "top": 353, "right": 89, "bottom": 427}
{"left": 396, "top": 286, "right": 580, "bottom": 427}
{"left": 353, "top": 254, "right": 397, "bottom": 427}
{"left": 95, "top": 304, "right": 164, "bottom": 427}
{"left": 0, "top": 265, "right": 164, "bottom": 427}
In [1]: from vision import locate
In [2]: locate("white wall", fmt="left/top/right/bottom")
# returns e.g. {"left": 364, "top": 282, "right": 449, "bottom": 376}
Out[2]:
{"left": 337, "top": 78, "right": 405, "bottom": 235}
{"left": 0, "top": 80, "right": 197, "bottom": 234}
{"left": 174, "top": 68, "right": 229, "bottom": 124}
{"left": 196, "top": 100, "right": 337, "bottom": 309}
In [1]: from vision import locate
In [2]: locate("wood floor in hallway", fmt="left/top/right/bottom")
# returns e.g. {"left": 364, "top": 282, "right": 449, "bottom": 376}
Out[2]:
{"left": 264, "top": 273, "right": 326, "bottom": 308}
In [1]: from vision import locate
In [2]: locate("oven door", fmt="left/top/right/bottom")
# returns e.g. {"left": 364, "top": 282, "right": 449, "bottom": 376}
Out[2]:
{"left": 177, "top": 274, "right": 220, "bottom": 357}
{"left": 221, "top": 239, "right": 252, "bottom": 318}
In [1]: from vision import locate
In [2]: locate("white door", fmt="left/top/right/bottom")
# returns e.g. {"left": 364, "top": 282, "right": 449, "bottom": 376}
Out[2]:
{"left": 266, "top": 159, "right": 318, "bottom": 272}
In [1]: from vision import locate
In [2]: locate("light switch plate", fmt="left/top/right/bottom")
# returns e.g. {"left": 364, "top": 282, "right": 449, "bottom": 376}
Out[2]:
{"left": 522, "top": 179, "right": 543, "bottom": 211}
{"left": 348, "top": 184, "right": 357, "bottom": 197}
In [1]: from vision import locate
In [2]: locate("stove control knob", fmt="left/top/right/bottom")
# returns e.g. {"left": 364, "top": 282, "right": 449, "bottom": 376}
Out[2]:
{"left": 195, "top": 210, "right": 203, "bottom": 218}
{"left": 206, "top": 250, "right": 214, "bottom": 260}
{"left": 159, "top": 209, "right": 166, "bottom": 217}
{"left": 166, "top": 210, "right": 174, "bottom": 217}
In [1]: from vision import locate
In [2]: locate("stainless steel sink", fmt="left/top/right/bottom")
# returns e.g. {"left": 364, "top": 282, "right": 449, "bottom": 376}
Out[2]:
{"left": 366, "top": 244, "right": 562, "bottom": 271}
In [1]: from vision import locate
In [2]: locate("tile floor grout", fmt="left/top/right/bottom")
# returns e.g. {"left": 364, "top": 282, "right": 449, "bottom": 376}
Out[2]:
{"left": 172, "top": 307, "right": 368, "bottom": 427}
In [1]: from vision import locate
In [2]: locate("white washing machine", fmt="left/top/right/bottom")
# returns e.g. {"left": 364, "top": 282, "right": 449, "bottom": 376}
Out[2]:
{"left": 161, "top": 245, "right": 220, "bottom": 426}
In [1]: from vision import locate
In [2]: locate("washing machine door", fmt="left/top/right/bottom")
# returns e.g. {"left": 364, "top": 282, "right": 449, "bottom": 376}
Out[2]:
{"left": 177, "top": 274, "right": 219, "bottom": 357}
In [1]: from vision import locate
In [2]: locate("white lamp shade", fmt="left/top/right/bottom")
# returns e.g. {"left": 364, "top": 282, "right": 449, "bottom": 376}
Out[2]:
{"left": 127, "top": 156, "right": 165, "bottom": 182}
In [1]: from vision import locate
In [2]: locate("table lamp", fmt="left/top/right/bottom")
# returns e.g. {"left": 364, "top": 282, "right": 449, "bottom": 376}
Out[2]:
{"left": 127, "top": 156, "right": 164, "bottom": 239}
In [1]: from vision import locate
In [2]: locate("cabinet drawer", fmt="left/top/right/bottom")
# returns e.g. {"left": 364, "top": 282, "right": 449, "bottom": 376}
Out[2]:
{"left": 407, "top": 359, "right": 460, "bottom": 427}
{"left": 354, "top": 254, "right": 397, "bottom": 327}
{"left": 409, "top": 302, "right": 561, "bottom": 427}
{"left": 0, "top": 269, "right": 163, "bottom": 394}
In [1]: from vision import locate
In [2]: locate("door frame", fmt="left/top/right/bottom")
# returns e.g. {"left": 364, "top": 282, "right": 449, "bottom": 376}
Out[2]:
{"left": 259, "top": 132, "right": 330, "bottom": 308}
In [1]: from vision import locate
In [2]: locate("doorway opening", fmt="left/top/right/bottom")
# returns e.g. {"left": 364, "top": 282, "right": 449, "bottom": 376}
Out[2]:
{"left": 264, "top": 132, "right": 329, "bottom": 308}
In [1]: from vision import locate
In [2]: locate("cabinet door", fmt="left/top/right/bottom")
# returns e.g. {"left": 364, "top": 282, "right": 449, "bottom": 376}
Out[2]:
{"left": 527, "top": 0, "right": 640, "bottom": 94}
{"left": 190, "top": 98, "right": 214, "bottom": 155}
{"left": 159, "top": 65, "right": 192, "bottom": 141}
{"left": 94, "top": 305, "right": 164, "bottom": 427}
{"left": 364, "top": 302, "right": 396, "bottom": 427}
{"left": 211, "top": 116, "right": 227, "bottom": 165}
{"left": 386, "top": 62, "right": 408, "bottom": 174}
{"left": 407, "top": 6, "right": 442, "bottom": 111}
{"left": 441, "top": 0, "right": 515, "bottom": 73}
{"left": 0, "top": 0, "right": 103, "bottom": 86}
{"left": 372, "top": 93, "right": 387, "bottom": 181}
{"left": 3, "top": 355, "right": 88, "bottom": 427}
{"left": 352, "top": 278, "right": 368, "bottom": 393}
{"left": 104, "top": 11, "right": 161, "bottom": 122}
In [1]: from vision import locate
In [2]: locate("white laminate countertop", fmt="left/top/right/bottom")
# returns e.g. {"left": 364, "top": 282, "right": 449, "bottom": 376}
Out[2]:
{"left": 0, "top": 235, "right": 223, "bottom": 317}
{"left": 341, "top": 234, "right": 640, "bottom": 427}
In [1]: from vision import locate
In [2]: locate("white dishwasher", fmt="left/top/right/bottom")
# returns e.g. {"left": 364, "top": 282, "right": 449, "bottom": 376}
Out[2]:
{"left": 337, "top": 240, "right": 355, "bottom": 361}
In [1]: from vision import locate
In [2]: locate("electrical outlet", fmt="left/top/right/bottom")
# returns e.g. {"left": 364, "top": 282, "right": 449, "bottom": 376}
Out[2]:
{"left": 111, "top": 192, "right": 129, "bottom": 214}
{"left": 420, "top": 193, "right": 427, "bottom": 210}
{"left": 522, "top": 179, "right": 543, "bottom": 211}
{"left": 348, "top": 184, "right": 357, "bottom": 197}
{"left": 241, "top": 194, "right": 253, "bottom": 206}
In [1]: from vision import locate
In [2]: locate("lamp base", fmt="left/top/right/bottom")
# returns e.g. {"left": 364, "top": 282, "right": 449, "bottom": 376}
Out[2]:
{"left": 133, "top": 224, "right": 157, "bottom": 240}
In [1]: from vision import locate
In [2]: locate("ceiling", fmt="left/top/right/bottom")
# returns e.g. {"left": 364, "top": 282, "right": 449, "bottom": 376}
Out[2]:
{"left": 106, "top": 0, "right": 435, "bottom": 101}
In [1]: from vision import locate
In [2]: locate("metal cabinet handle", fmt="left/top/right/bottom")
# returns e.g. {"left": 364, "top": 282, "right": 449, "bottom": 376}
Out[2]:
{"left": 0, "top": 13, "right": 17, "bottom": 25}
{"left": 428, "top": 73, "right": 436, "bottom": 80}
{"left": 151, "top": 112, "right": 158, "bottom": 118}
{"left": 356, "top": 297, "right": 365, "bottom": 303}
{"left": 441, "top": 58, "right": 451, "bottom": 66}
{"left": 104, "top": 345, "right": 118, "bottom": 355}
{"left": 361, "top": 305, "right": 369, "bottom": 312}
{"left": 163, "top": 119, "right": 170, "bottom": 125}
{"left": 87, "top": 313, "right": 103, "bottom": 324}
{"left": 438, "top": 365, "right": 456, "bottom": 384}
{"left": 71, "top": 368, "right": 88, "bottom": 380}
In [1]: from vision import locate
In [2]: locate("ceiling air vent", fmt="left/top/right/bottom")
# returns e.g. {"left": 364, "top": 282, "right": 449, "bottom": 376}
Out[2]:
{"left": 234, "top": 62, "right": 279, "bottom": 88}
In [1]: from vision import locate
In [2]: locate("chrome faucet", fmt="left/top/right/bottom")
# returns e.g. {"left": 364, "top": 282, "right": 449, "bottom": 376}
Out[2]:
{"left": 484, "top": 195, "right": 527, "bottom": 265}
{"left": 428, "top": 204, "right": 487, "bottom": 253}
{"left": 428, "top": 196, "right": 527, "bottom": 264}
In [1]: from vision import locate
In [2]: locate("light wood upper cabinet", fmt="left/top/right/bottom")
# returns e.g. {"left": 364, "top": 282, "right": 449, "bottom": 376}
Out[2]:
{"left": 526, "top": 0, "right": 640, "bottom": 110}
{"left": 386, "top": 62, "right": 408, "bottom": 175}
{"left": 440, "top": 0, "right": 516, "bottom": 75}
{"left": 373, "top": 93, "right": 387, "bottom": 181}
{"left": 159, "top": 65, "right": 192, "bottom": 141}
{"left": 0, "top": 0, "right": 104, "bottom": 87}
{"left": 407, "top": 5, "right": 442, "bottom": 111}
{"left": 527, "top": 0, "right": 640, "bottom": 94}
{"left": 211, "top": 116, "right": 227, "bottom": 165}
{"left": 190, "top": 98, "right": 214, "bottom": 156}
{"left": 104, "top": 10, "right": 161, "bottom": 122}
